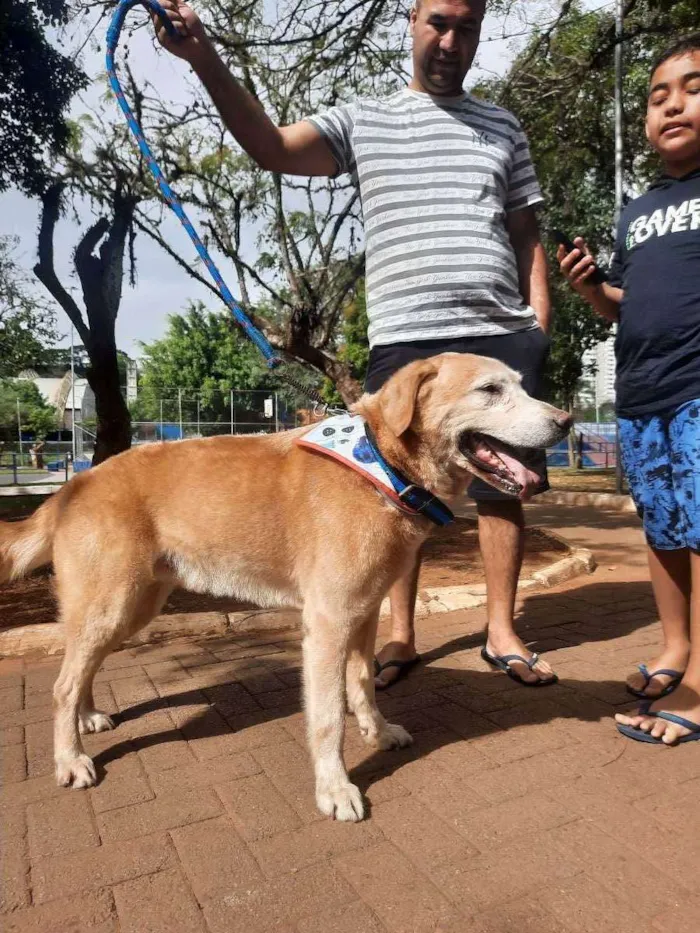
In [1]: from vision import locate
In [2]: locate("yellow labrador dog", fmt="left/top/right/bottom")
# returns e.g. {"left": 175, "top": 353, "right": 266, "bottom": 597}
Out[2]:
{"left": 0, "top": 353, "right": 570, "bottom": 821}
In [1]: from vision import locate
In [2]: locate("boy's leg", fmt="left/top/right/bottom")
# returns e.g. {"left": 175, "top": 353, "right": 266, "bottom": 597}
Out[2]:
{"left": 617, "top": 409, "right": 691, "bottom": 697}
{"left": 626, "top": 545, "right": 690, "bottom": 696}
{"left": 616, "top": 549, "right": 700, "bottom": 742}
{"left": 616, "top": 400, "right": 700, "bottom": 740}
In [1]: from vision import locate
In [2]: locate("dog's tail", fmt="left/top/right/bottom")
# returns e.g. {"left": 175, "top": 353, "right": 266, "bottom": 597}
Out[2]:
{"left": 0, "top": 493, "right": 62, "bottom": 584}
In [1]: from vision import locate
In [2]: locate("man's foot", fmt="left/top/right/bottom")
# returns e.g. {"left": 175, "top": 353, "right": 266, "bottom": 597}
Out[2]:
{"left": 374, "top": 640, "right": 419, "bottom": 690}
{"left": 615, "top": 682, "right": 700, "bottom": 744}
{"left": 484, "top": 635, "right": 556, "bottom": 685}
{"left": 626, "top": 645, "right": 689, "bottom": 698}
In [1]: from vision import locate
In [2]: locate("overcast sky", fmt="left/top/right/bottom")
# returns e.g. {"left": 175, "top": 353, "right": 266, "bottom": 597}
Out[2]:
{"left": 1, "top": 2, "right": 605, "bottom": 359}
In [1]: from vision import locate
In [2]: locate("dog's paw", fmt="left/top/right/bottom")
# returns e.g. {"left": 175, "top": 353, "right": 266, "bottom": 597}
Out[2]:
{"left": 79, "top": 710, "right": 116, "bottom": 735}
{"left": 55, "top": 754, "right": 97, "bottom": 789}
{"left": 316, "top": 782, "right": 365, "bottom": 822}
{"left": 375, "top": 722, "right": 413, "bottom": 750}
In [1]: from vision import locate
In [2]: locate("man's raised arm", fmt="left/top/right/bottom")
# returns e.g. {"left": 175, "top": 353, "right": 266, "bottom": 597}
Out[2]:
{"left": 153, "top": 0, "right": 337, "bottom": 177}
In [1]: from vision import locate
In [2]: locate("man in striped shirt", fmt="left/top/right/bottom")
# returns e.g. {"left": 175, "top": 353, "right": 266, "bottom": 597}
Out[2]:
{"left": 156, "top": 0, "right": 557, "bottom": 688}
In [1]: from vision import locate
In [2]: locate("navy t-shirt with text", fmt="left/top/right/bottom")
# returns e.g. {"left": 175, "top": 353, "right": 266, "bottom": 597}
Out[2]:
{"left": 609, "top": 168, "right": 700, "bottom": 419}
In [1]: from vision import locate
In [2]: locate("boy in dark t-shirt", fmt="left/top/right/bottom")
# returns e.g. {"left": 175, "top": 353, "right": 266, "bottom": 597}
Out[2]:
{"left": 559, "top": 33, "right": 700, "bottom": 746}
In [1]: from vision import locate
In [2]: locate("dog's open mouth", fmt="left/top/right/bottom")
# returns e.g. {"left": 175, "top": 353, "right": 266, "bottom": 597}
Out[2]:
{"left": 460, "top": 432, "right": 545, "bottom": 500}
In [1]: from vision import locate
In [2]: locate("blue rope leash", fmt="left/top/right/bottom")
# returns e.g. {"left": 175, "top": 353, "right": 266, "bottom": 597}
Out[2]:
{"left": 105, "top": 0, "right": 283, "bottom": 369}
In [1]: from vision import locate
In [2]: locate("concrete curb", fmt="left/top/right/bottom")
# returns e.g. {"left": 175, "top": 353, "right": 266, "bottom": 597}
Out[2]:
{"left": 0, "top": 608, "right": 301, "bottom": 659}
{"left": 0, "top": 540, "right": 596, "bottom": 659}
{"left": 538, "top": 490, "right": 635, "bottom": 512}
{"left": 381, "top": 545, "right": 596, "bottom": 618}
{"left": 0, "top": 484, "right": 63, "bottom": 497}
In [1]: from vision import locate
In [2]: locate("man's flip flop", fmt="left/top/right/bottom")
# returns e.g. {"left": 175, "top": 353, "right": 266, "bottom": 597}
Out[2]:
{"left": 480, "top": 647, "right": 558, "bottom": 687}
{"left": 373, "top": 655, "right": 421, "bottom": 690}
{"left": 626, "top": 663, "right": 684, "bottom": 699}
{"left": 617, "top": 708, "right": 700, "bottom": 744}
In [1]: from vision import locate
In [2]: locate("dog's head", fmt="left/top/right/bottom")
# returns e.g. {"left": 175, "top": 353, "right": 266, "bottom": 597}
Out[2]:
{"left": 356, "top": 352, "right": 571, "bottom": 500}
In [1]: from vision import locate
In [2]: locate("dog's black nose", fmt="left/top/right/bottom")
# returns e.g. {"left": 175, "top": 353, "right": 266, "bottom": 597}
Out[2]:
{"left": 554, "top": 411, "right": 573, "bottom": 432}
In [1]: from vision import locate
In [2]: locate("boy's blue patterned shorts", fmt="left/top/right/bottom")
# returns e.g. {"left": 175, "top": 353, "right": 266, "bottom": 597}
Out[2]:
{"left": 618, "top": 398, "right": 700, "bottom": 551}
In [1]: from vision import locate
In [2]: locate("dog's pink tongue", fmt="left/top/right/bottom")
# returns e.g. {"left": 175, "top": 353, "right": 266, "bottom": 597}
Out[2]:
{"left": 494, "top": 447, "right": 544, "bottom": 500}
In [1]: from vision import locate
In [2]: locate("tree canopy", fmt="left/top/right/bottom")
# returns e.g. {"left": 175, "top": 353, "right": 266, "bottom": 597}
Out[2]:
{"left": 0, "top": 379, "right": 58, "bottom": 445}
{"left": 0, "top": 0, "right": 86, "bottom": 195}
{"left": 131, "top": 301, "right": 314, "bottom": 423}
{"left": 133, "top": 302, "right": 271, "bottom": 420}
{"left": 0, "top": 235, "right": 59, "bottom": 378}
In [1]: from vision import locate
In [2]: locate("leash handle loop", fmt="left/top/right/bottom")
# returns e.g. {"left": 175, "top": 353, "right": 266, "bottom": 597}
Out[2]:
{"left": 106, "top": 0, "right": 283, "bottom": 369}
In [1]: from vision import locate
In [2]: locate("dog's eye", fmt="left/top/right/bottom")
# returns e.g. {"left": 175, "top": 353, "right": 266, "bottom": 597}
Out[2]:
{"left": 479, "top": 384, "right": 501, "bottom": 395}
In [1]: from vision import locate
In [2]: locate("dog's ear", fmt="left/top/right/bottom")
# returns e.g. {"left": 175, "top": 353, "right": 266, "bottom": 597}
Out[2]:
{"left": 379, "top": 359, "right": 437, "bottom": 437}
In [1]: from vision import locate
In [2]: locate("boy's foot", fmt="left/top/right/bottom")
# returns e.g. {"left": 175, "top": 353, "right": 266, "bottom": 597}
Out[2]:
{"left": 484, "top": 635, "right": 557, "bottom": 685}
{"left": 626, "top": 646, "right": 689, "bottom": 698}
{"left": 615, "top": 683, "right": 700, "bottom": 744}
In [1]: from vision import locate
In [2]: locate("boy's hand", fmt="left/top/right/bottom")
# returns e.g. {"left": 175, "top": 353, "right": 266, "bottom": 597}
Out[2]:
{"left": 152, "top": 1, "right": 209, "bottom": 62}
{"left": 557, "top": 237, "right": 602, "bottom": 298}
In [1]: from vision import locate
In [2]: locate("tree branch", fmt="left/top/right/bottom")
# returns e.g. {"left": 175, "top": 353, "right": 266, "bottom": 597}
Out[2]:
{"left": 33, "top": 183, "right": 91, "bottom": 346}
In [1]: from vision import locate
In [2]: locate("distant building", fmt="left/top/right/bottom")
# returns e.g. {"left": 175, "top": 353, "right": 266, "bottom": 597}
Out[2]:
{"left": 579, "top": 331, "right": 616, "bottom": 413}
{"left": 16, "top": 369, "right": 96, "bottom": 430}
{"left": 126, "top": 358, "right": 138, "bottom": 405}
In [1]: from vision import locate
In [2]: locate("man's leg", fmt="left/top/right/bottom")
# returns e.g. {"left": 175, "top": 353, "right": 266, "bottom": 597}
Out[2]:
{"left": 479, "top": 498, "right": 556, "bottom": 684}
{"left": 616, "top": 548, "right": 699, "bottom": 742}
{"left": 626, "top": 546, "right": 690, "bottom": 696}
{"left": 374, "top": 552, "right": 421, "bottom": 689}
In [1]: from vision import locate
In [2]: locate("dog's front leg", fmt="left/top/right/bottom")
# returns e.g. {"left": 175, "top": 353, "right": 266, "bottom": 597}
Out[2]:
{"left": 302, "top": 614, "right": 364, "bottom": 822}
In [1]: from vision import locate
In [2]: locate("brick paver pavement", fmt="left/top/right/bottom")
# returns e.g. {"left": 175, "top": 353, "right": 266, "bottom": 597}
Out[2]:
{"left": 2, "top": 504, "right": 700, "bottom": 932}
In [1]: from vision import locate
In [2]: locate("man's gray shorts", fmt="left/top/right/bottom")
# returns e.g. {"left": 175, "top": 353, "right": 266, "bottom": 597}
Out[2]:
{"left": 363, "top": 327, "right": 552, "bottom": 501}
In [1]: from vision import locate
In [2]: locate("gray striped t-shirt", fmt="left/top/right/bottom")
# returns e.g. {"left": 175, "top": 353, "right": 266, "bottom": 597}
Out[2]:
{"left": 307, "top": 88, "right": 544, "bottom": 348}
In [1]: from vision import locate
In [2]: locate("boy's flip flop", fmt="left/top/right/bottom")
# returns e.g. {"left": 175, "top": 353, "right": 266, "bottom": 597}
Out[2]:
{"left": 626, "top": 663, "right": 684, "bottom": 699}
{"left": 480, "top": 647, "right": 558, "bottom": 687}
{"left": 373, "top": 655, "right": 421, "bottom": 690}
{"left": 617, "top": 707, "right": 700, "bottom": 745}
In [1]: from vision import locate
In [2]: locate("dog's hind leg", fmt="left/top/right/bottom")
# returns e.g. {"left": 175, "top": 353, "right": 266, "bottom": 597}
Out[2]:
{"left": 53, "top": 618, "right": 120, "bottom": 788}
{"left": 77, "top": 582, "right": 172, "bottom": 736}
{"left": 346, "top": 615, "right": 413, "bottom": 751}
{"left": 79, "top": 684, "right": 116, "bottom": 736}
{"left": 302, "top": 607, "right": 366, "bottom": 822}
{"left": 54, "top": 570, "right": 168, "bottom": 788}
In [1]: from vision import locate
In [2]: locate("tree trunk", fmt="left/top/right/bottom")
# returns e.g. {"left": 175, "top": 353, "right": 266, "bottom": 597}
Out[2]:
{"left": 34, "top": 182, "right": 134, "bottom": 467}
{"left": 87, "top": 345, "right": 131, "bottom": 465}
{"left": 566, "top": 398, "right": 576, "bottom": 468}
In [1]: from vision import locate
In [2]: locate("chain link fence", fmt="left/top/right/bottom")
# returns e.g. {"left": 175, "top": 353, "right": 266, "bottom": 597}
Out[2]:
{"left": 0, "top": 390, "right": 300, "bottom": 486}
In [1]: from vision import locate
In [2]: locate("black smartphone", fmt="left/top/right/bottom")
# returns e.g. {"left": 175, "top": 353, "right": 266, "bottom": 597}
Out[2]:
{"left": 552, "top": 230, "right": 607, "bottom": 285}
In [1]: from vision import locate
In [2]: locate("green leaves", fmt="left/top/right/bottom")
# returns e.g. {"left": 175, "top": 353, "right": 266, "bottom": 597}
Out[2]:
{"left": 0, "top": 236, "right": 58, "bottom": 379}
{"left": 0, "top": 379, "right": 58, "bottom": 443}
{"left": 133, "top": 301, "right": 271, "bottom": 421}
{"left": 0, "top": 0, "right": 87, "bottom": 195}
